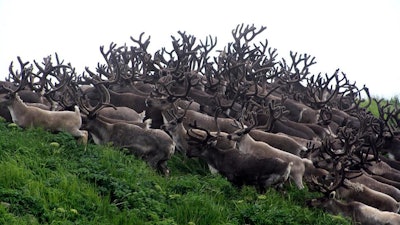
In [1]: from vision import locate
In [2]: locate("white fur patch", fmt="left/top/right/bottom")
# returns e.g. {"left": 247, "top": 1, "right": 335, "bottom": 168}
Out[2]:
{"left": 7, "top": 107, "right": 18, "bottom": 124}
{"left": 208, "top": 165, "right": 219, "bottom": 174}
{"left": 298, "top": 108, "right": 305, "bottom": 122}
{"left": 90, "top": 133, "right": 102, "bottom": 145}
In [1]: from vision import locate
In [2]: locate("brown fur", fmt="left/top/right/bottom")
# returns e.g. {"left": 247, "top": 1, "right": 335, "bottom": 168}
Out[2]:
{"left": 310, "top": 192, "right": 400, "bottom": 225}
{"left": 228, "top": 131, "right": 306, "bottom": 189}
{"left": 83, "top": 116, "right": 174, "bottom": 175}
{"left": 187, "top": 128, "right": 292, "bottom": 193}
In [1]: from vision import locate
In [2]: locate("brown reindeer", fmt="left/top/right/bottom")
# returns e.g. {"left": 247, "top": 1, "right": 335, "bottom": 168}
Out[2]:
{"left": 309, "top": 191, "right": 400, "bottom": 225}
{"left": 227, "top": 112, "right": 307, "bottom": 189}
{"left": 186, "top": 124, "right": 292, "bottom": 193}
{"left": 79, "top": 79, "right": 175, "bottom": 175}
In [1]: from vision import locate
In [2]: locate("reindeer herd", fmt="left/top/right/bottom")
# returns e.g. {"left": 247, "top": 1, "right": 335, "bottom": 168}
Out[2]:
{"left": 2, "top": 24, "right": 400, "bottom": 224}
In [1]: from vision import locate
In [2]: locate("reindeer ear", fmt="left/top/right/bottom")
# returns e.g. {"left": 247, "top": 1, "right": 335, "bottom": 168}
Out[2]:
{"left": 329, "top": 191, "right": 336, "bottom": 199}
{"left": 143, "top": 119, "right": 152, "bottom": 129}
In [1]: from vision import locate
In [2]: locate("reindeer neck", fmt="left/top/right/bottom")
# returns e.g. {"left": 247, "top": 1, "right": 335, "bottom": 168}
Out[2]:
{"left": 201, "top": 146, "right": 232, "bottom": 169}
{"left": 161, "top": 111, "right": 173, "bottom": 125}
{"left": 214, "top": 134, "right": 236, "bottom": 150}
{"left": 7, "top": 96, "right": 29, "bottom": 121}
{"left": 237, "top": 133, "right": 255, "bottom": 149}
{"left": 326, "top": 199, "right": 355, "bottom": 218}
{"left": 174, "top": 124, "right": 188, "bottom": 147}
{"left": 85, "top": 118, "right": 113, "bottom": 144}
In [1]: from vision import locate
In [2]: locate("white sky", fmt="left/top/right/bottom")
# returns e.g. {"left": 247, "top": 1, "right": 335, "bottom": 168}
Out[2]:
{"left": 1, "top": 0, "right": 399, "bottom": 98}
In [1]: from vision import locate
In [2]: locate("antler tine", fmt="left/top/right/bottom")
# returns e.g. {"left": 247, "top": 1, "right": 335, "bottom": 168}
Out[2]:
{"left": 32, "top": 58, "right": 53, "bottom": 93}
{"left": 238, "top": 110, "right": 258, "bottom": 134}
{"left": 213, "top": 91, "right": 242, "bottom": 115}
{"left": 254, "top": 39, "right": 278, "bottom": 71}
{"left": 4, "top": 57, "right": 31, "bottom": 94}
{"left": 337, "top": 126, "right": 358, "bottom": 156}
{"left": 328, "top": 159, "right": 346, "bottom": 190}
{"left": 167, "top": 99, "right": 192, "bottom": 124}
{"left": 161, "top": 72, "right": 197, "bottom": 100}
{"left": 34, "top": 54, "right": 74, "bottom": 99}
{"left": 43, "top": 72, "right": 74, "bottom": 110}
{"left": 199, "top": 35, "right": 217, "bottom": 62}
{"left": 375, "top": 98, "right": 397, "bottom": 137}
{"left": 311, "top": 157, "right": 346, "bottom": 194}
{"left": 95, "top": 43, "right": 121, "bottom": 84}
{"left": 187, "top": 120, "right": 215, "bottom": 144}
{"left": 269, "top": 99, "right": 287, "bottom": 121}
{"left": 55, "top": 82, "right": 80, "bottom": 110}
{"left": 130, "top": 32, "right": 151, "bottom": 52}
{"left": 319, "top": 105, "right": 333, "bottom": 125}
{"left": 232, "top": 23, "right": 267, "bottom": 45}
{"left": 304, "top": 69, "right": 340, "bottom": 109}
{"left": 335, "top": 72, "right": 370, "bottom": 112}
{"left": 76, "top": 78, "right": 112, "bottom": 117}
{"left": 278, "top": 51, "right": 316, "bottom": 85}
{"left": 389, "top": 99, "right": 400, "bottom": 135}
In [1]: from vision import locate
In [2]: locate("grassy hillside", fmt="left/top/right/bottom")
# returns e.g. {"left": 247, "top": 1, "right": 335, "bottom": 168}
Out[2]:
{"left": 0, "top": 119, "right": 351, "bottom": 225}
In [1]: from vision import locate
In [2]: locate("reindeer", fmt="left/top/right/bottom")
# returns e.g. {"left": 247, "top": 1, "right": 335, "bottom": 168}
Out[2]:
{"left": 145, "top": 96, "right": 240, "bottom": 134}
{"left": 337, "top": 180, "right": 400, "bottom": 213}
{"left": 309, "top": 191, "right": 400, "bottom": 225}
{"left": 82, "top": 53, "right": 165, "bottom": 128}
{"left": 1, "top": 92, "right": 88, "bottom": 146}
{"left": 248, "top": 129, "right": 307, "bottom": 156}
{"left": 363, "top": 160, "right": 400, "bottom": 183}
{"left": 308, "top": 160, "right": 400, "bottom": 224}
{"left": 0, "top": 57, "right": 88, "bottom": 148}
{"left": 226, "top": 111, "right": 307, "bottom": 189}
{"left": 348, "top": 171, "right": 400, "bottom": 202}
{"left": 186, "top": 124, "right": 292, "bottom": 193}
{"left": 160, "top": 102, "right": 238, "bottom": 156}
{"left": 251, "top": 99, "right": 318, "bottom": 140}
{"left": 84, "top": 85, "right": 164, "bottom": 128}
{"left": 97, "top": 106, "right": 145, "bottom": 123}
{"left": 310, "top": 160, "right": 400, "bottom": 213}
{"left": 78, "top": 79, "right": 175, "bottom": 175}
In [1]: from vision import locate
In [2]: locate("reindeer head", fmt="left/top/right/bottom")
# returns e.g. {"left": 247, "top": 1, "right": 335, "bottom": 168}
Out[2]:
{"left": 185, "top": 121, "right": 218, "bottom": 158}
{"left": 308, "top": 191, "right": 337, "bottom": 208}
{"left": 1, "top": 57, "right": 33, "bottom": 103}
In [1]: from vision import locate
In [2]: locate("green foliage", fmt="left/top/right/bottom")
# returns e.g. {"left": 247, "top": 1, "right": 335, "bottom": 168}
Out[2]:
{"left": 363, "top": 95, "right": 400, "bottom": 117}
{"left": 0, "top": 122, "right": 351, "bottom": 224}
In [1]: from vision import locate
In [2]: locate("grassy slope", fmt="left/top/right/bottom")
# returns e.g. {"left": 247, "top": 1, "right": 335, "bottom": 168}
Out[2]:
{"left": 0, "top": 120, "right": 351, "bottom": 225}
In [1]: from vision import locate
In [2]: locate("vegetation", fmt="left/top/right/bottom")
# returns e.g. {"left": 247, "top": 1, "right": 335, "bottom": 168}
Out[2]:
{"left": 360, "top": 95, "right": 400, "bottom": 116}
{"left": 0, "top": 118, "right": 351, "bottom": 225}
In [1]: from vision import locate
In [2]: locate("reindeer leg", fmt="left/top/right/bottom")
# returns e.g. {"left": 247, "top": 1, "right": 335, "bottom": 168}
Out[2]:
{"left": 71, "top": 130, "right": 88, "bottom": 151}
{"left": 291, "top": 174, "right": 305, "bottom": 189}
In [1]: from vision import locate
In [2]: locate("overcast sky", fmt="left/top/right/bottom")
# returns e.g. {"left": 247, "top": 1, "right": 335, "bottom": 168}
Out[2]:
{"left": 1, "top": 0, "right": 399, "bottom": 98}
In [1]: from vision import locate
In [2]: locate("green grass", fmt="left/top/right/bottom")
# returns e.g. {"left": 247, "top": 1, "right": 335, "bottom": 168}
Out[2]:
{"left": 361, "top": 95, "right": 400, "bottom": 117}
{"left": 0, "top": 121, "right": 351, "bottom": 225}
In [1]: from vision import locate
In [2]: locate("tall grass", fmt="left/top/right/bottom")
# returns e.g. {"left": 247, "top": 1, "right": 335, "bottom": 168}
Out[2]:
{"left": 0, "top": 121, "right": 351, "bottom": 225}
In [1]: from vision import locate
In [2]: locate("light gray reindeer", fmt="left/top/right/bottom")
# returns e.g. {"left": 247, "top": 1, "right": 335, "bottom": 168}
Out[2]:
{"left": 309, "top": 172, "right": 400, "bottom": 225}
{"left": 0, "top": 57, "right": 88, "bottom": 148}
{"left": 309, "top": 191, "right": 400, "bottom": 225}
